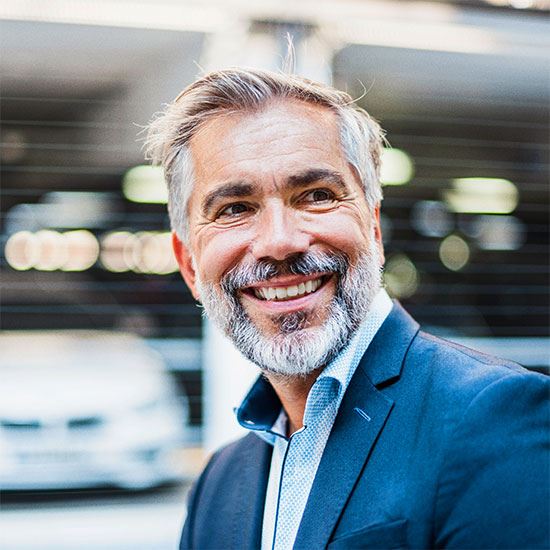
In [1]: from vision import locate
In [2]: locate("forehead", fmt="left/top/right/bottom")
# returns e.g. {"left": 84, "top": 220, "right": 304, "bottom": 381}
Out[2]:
{"left": 188, "top": 99, "right": 347, "bottom": 192}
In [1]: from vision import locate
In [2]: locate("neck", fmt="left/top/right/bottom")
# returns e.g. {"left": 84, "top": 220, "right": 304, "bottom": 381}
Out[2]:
{"left": 264, "top": 368, "right": 323, "bottom": 436}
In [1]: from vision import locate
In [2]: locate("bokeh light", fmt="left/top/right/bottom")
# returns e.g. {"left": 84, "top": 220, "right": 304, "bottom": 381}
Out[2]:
{"left": 444, "top": 178, "right": 519, "bottom": 214}
{"left": 4, "top": 230, "right": 100, "bottom": 271}
{"left": 411, "top": 200, "right": 453, "bottom": 238}
{"left": 62, "top": 230, "right": 100, "bottom": 271}
{"left": 380, "top": 148, "right": 415, "bottom": 186}
{"left": 439, "top": 234, "right": 470, "bottom": 271}
{"left": 4, "top": 231, "right": 40, "bottom": 271}
{"left": 122, "top": 166, "right": 168, "bottom": 204}
{"left": 472, "top": 215, "right": 526, "bottom": 251}
{"left": 139, "top": 232, "right": 179, "bottom": 275}
{"left": 100, "top": 231, "right": 135, "bottom": 272}
{"left": 33, "top": 230, "right": 68, "bottom": 271}
{"left": 100, "top": 231, "right": 178, "bottom": 274}
{"left": 384, "top": 254, "right": 420, "bottom": 298}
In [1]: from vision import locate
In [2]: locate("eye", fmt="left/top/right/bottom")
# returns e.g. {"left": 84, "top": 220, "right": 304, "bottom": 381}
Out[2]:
{"left": 303, "top": 188, "right": 335, "bottom": 203}
{"left": 217, "top": 202, "right": 251, "bottom": 219}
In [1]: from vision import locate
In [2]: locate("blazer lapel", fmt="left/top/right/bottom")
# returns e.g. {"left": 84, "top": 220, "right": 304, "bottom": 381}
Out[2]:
{"left": 230, "top": 433, "right": 273, "bottom": 550}
{"left": 294, "top": 303, "right": 420, "bottom": 549}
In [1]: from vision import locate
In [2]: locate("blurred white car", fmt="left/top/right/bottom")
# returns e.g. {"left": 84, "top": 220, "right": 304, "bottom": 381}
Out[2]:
{"left": 0, "top": 331, "right": 189, "bottom": 491}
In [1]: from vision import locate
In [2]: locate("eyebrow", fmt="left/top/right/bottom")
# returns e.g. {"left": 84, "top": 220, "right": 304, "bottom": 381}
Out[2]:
{"left": 286, "top": 169, "right": 348, "bottom": 192}
{"left": 201, "top": 182, "right": 254, "bottom": 217}
{"left": 200, "top": 169, "right": 348, "bottom": 217}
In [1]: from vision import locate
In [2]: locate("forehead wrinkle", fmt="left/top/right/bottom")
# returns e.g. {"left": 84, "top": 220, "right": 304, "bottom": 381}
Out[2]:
{"left": 222, "top": 111, "right": 337, "bottom": 156}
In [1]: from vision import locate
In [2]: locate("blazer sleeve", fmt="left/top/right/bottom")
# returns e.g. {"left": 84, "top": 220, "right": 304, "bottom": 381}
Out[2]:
{"left": 179, "top": 449, "right": 222, "bottom": 550}
{"left": 434, "top": 371, "right": 550, "bottom": 549}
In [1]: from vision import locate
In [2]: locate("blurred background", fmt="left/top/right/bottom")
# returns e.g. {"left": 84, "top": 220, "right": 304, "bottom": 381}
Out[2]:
{"left": 0, "top": 0, "right": 548, "bottom": 548}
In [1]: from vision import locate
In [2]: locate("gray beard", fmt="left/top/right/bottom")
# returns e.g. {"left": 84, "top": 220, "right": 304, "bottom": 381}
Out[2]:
{"left": 195, "top": 246, "right": 382, "bottom": 378}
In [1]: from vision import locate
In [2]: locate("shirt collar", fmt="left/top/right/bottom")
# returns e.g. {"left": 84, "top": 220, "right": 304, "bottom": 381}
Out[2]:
{"left": 235, "top": 374, "right": 281, "bottom": 434}
{"left": 235, "top": 289, "right": 393, "bottom": 441}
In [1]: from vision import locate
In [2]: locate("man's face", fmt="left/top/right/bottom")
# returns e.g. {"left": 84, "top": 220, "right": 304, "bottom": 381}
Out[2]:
{"left": 173, "top": 99, "right": 384, "bottom": 376}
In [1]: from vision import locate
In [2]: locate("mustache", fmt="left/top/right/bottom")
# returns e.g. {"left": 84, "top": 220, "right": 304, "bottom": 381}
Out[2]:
{"left": 221, "top": 250, "right": 350, "bottom": 294}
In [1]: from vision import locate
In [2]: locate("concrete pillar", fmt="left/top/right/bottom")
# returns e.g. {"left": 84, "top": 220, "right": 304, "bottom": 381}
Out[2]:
{"left": 203, "top": 323, "right": 259, "bottom": 452}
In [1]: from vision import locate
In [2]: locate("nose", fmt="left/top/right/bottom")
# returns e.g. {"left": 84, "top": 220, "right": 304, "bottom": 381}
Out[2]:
{"left": 251, "top": 202, "right": 311, "bottom": 261}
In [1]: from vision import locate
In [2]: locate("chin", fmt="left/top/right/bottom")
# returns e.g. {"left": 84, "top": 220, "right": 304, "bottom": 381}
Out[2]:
{"left": 198, "top": 248, "right": 382, "bottom": 376}
{"left": 234, "top": 297, "right": 353, "bottom": 377}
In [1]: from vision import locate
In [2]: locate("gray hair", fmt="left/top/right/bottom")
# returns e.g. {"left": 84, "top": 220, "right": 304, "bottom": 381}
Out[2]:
{"left": 145, "top": 68, "right": 385, "bottom": 243}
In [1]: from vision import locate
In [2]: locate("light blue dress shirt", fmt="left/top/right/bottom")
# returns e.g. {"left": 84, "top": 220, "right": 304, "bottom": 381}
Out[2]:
{"left": 236, "top": 289, "right": 393, "bottom": 550}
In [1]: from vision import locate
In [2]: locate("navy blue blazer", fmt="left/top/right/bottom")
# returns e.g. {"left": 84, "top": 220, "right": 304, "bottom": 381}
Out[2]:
{"left": 181, "top": 303, "right": 549, "bottom": 549}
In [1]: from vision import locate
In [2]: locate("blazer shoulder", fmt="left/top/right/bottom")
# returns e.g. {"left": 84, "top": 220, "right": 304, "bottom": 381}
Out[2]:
{"left": 394, "top": 328, "right": 549, "bottom": 437}
{"left": 399, "top": 330, "right": 549, "bottom": 548}
{"left": 417, "top": 330, "right": 525, "bottom": 370}
{"left": 431, "top": 360, "right": 549, "bottom": 549}
{"left": 411, "top": 329, "right": 543, "bottom": 390}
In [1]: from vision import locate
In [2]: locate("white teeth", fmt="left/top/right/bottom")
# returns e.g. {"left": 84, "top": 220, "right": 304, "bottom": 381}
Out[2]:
{"left": 252, "top": 278, "right": 323, "bottom": 301}
{"left": 287, "top": 285, "right": 298, "bottom": 297}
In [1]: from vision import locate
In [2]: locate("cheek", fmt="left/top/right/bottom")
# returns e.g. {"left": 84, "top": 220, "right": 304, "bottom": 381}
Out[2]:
{"left": 194, "top": 230, "right": 250, "bottom": 283}
{"left": 310, "top": 210, "right": 373, "bottom": 254}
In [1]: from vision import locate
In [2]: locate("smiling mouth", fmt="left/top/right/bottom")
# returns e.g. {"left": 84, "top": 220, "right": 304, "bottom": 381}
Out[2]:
{"left": 246, "top": 276, "right": 329, "bottom": 302}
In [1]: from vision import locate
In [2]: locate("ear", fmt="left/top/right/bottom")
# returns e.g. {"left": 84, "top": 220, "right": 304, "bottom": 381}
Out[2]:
{"left": 372, "top": 205, "right": 385, "bottom": 266}
{"left": 172, "top": 232, "right": 200, "bottom": 300}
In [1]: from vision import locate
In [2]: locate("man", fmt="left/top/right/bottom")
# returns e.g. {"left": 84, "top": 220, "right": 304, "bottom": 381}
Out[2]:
{"left": 146, "top": 68, "right": 549, "bottom": 549}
